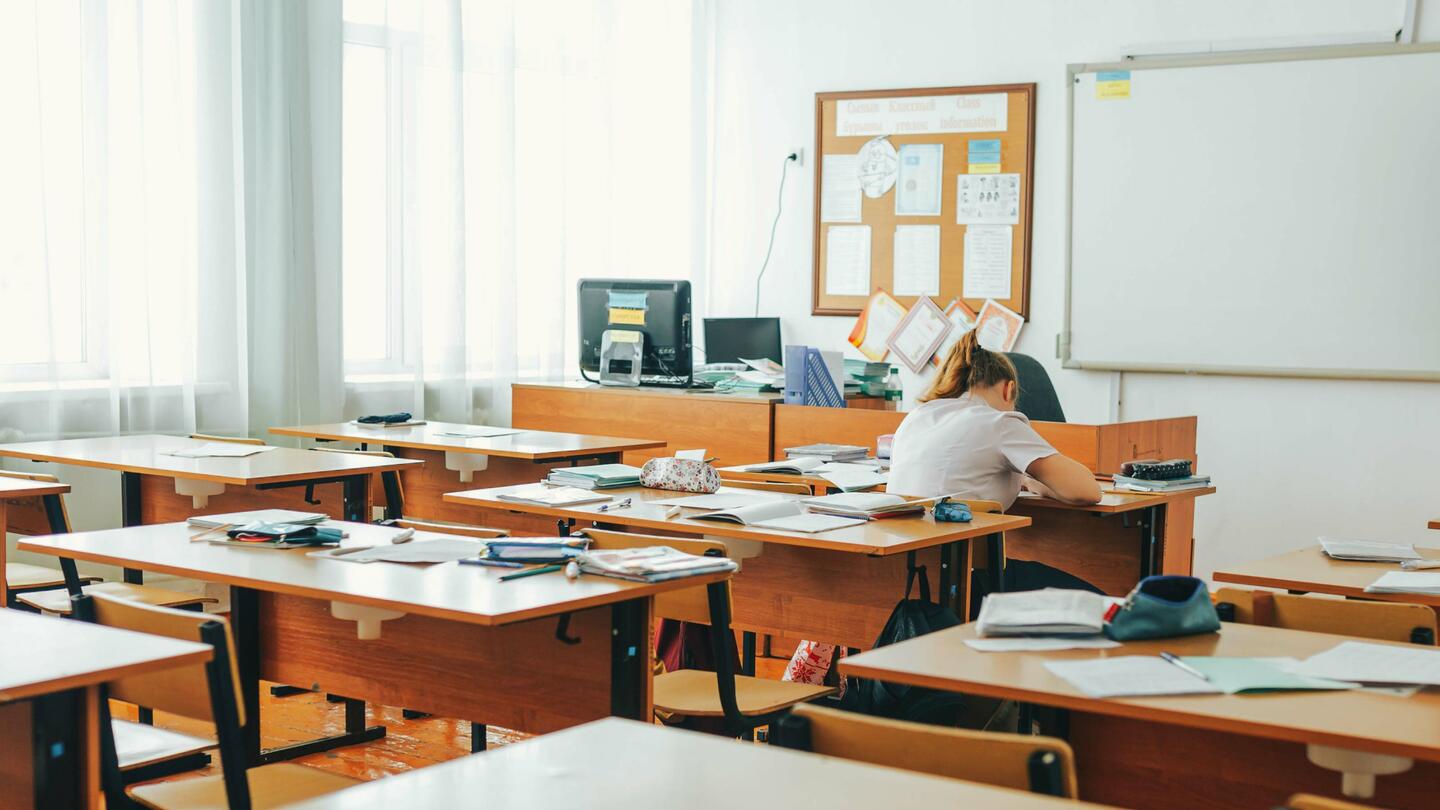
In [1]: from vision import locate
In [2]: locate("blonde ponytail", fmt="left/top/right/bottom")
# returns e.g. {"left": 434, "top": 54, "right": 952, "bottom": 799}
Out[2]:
{"left": 919, "top": 329, "right": 1017, "bottom": 402}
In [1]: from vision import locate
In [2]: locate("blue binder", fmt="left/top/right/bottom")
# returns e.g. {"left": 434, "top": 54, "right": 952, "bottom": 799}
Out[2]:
{"left": 783, "top": 345, "right": 845, "bottom": 408}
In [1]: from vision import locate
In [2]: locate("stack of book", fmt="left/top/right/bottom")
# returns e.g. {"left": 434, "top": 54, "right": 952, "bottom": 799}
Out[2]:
{"left": 844, "top": 359, "right": 892, "bottom": 396}
{"left": 484, "top": 537, "right": 590, "bottom": 563}
{"left": 1111, "top": 473, "right": 1212, "bottom": 493}
{"left": 783, "top": 443, "right": 868, "bottom": 463}
{"left": 801, "top": 492, "right": 936, "bottom": 519}
{"left": 976, "top": 589, "right": 1111, "bottom": 636}
{"left": 545, "top": 463, "right": 643, "bottom": 489}
{"left": 578, "top": 546, "right": 739, "bottom": 583}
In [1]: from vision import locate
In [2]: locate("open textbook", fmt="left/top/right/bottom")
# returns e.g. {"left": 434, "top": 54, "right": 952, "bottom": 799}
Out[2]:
{"left": 690, "top": 501, "right": 865, "bottom": 534}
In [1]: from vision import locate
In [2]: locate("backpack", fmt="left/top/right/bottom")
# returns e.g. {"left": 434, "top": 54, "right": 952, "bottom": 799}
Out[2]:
{"left": 840, "top": 565, "right": 968, "bottom": 725}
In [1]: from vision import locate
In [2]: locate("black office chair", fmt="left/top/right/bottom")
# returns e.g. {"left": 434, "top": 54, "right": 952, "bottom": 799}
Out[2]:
{"left": 1006, "top": 353, "right": 1065, "bottom": 423}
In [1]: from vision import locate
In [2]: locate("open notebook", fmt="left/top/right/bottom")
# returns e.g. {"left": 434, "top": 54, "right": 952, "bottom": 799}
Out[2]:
{"left": 801, "top": 492, "right": 940, "bottom": 519}
{"left": 690, "top": 501, "right": 865, "bottom": 534}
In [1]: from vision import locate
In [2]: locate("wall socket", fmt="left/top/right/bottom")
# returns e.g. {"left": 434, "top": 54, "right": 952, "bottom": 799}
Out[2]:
{"left": 789, "top": 147, "right": 804, "bottom": 167}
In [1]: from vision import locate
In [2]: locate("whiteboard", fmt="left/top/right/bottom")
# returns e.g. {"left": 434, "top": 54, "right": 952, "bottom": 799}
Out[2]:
{"left": 1065, "top": 45, "right": 1440, "bottom": 380}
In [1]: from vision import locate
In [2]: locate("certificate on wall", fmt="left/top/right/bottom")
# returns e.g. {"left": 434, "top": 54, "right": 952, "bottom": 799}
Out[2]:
{"left": 895, "top": 144, "right": 943, "bottom": 216}
{"left": 847, "top": 289, "right": 908, "bottom": 362}
{"left": 885, "top": 296, "right": 953, "bottom": 374}
{"left": 931, "top": 298, "right": 978, "bottom": 367}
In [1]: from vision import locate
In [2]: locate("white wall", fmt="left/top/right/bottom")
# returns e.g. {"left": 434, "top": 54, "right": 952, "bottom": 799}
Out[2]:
{"left": 707, "top": 0, "right": 1440, "bottom": 578}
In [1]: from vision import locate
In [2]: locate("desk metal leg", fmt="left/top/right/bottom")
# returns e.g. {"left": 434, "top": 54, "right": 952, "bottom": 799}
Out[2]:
{"left": 741, "top": 631, "right": 757, "bottom": 676}
{"left": 985, "top": 533, "right": 1006, "bottom": 595}
{"left": 1138, "top": 505, "right": 1164, "bottom": 580}
{"left": 610, "top": 599, "right": 648, "bottom": 720}
{"left": 120, "top": 472, "right": 144, "bottom": 584}
{"left": 379, "top": 446, "right": 406, "bottom": 520}
{"left": 938, "top": 541, "right": 954, "bottom": 610}
{"left": 341, "top": 474, "right": 369, "bottom": 523}
{"left": 29, "top": 689, "right": 86, "bottom": 810}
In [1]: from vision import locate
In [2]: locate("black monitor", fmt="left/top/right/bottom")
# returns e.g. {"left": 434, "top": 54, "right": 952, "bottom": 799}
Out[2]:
{"left": 578, "top": 279, "right": 693, "bottom": 386}
{"left": 703, "top": 317, "right": 783, "bottom": 365}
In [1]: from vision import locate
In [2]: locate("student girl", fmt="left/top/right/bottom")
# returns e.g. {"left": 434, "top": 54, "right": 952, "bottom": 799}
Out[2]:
{"left": 888, "top": 329, "right": 1102, "bottom": 599}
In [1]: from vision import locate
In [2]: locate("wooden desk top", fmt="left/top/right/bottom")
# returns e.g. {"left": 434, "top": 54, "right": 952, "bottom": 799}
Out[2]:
{"left": 280, "top": 717, "right": 1113, "bottom": 810}
{"left": 269, "top": 421, "right": 665, "bottom": 460}
{"left": 443, "top": 484, "right": 1029, "bottom": 556}
{"left": 514, "top": 379, "right": 784, "bottom": 405}
{"left": 1212, "top": 546, "right": 1440, "bottom": 607}
{"left": 716, "top": 466, "right": 1214, "bottom": 515}
{"left": 0, "top": 435, "right": 422, "bottom": 485}
{"left": 0, "top": 610, "right": 211, "bottom": 702}
{"left": 842, "top": 622, "right": 1440, "bottom": 762}
{"left": 0, "top": 477, "right": 70, "bottom": 500}
{"left": 18, "top": 521, "right": 728, "bottom": 626}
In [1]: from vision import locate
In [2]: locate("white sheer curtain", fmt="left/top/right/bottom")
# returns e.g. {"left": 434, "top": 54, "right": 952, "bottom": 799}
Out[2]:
{"left": 0, "top": 0, "right": 344, "bottom": 444}
{"left": 340, "top": 0, "right": 712, "bottom": 426}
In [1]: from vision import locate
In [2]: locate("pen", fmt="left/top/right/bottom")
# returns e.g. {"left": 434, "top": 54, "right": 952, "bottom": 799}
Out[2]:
{"left": 327, "top": 545, "right": 376, "bottom": 557}
{"left": 597, "top": 498, "right": 632, "bottom": 513}
{"left": 1159, "top": 651, "right": 1209, "bottom": 682}
{"left": 499, "top": 563, "right": 565, "bottom": 582}
{"left": 459, "top": 558, "right": 525, "bottom": 569}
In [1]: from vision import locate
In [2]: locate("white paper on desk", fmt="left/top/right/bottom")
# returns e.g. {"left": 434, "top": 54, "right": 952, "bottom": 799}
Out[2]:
{"left": 1319, "top": 537, "right": 1420, "bottom": 562}
{"left": 956, "top": 173, "right": 1021, "bottom": 225}
{"left": 821, "top": 155, "right": 862, "bottom": 223}
{"left": 1365, "top": 571, "right": 1440, "bottom": 595}
{"left": 1044, "top": 656, "right": 1222, "bottom": 698}
{"left": 1291, "top": 640, "right": 1440, "bottom": 685}
{"left": 751, "top": 513, "right": 867, "bottom": 534}
{"left": 674, "top": 449, "right": 708, "bottom": 461}
{"left": 312, "top": 538, "right": 485, "bottom": 564}
{"left": 436, "top": 427, "right": 520, "bottom": 439}
{"left": 962, "top": 225, "right": 1012, "bottom": 300}
{"left": 966, "top": 637, "right": 1121, "bottom": 653}
{"left": 895, "top": 144, "right": 943, "bottom": 216}
{"left": 892, "top": 225, "right": 941, "bottom": 296}
{"left": 819, "top": 469, "right": 889, "bottom": 492}
{"left": 825, "top": 226, "right": 871, "bottom": 296}
{"left": 164, "top": 443, "right": 277, "bottom": 459}
{"left": 650, "top": 493, "right": 780, "bottom": 509}
{"left": 815, "top": 462, "right": 881, "bottom": 474}
{"left": 1263, "top": 657, "right": 1420, "bottom": 698}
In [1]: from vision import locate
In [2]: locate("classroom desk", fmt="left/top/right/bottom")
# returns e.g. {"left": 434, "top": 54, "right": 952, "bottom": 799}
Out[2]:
{"left": 443, "top": 484, "right": 1030, "bottom": 650}
{"left": 18, "top": 521, "right": 727, "bottom": 766}
{"left": 269, "top": 421, "right": 664, "bottom": 533}
{"left": 0, "top": 434, "right": 420, "bottom": 528}
{"left": 842, "top": 623, "right": 1440, "bottom": 809}
{"left": 0, "top": 610, "right": 211, "bottom": 810}
{"left": 0, "top": 476, "right": 70, "bottom": 605}
{"left": 1212, "top": 546, "right": 1440, "bottom": 607}
{"left": 281, "top": 717, "right": 1116, "bottom": 810}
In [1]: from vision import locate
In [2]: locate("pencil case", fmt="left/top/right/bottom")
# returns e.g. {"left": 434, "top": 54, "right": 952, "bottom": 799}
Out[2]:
{"left": 1103, "top": 575, "right": 1220, "bottom": 641}
{"left": 639, "top": 458, "right": 721, "bottom": 493}
{"left": 932, "top": 499, "right": 972, "bottom": 523}
{"left": 357, "top": 412, "right": 413, "bottom": 424}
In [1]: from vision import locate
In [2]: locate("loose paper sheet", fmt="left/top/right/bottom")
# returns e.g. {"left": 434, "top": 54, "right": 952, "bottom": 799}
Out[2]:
{"left": 965, "top": 637, "right": 1121, "bottom": 652}
{"left": 892, "top": 225, "right": 941, "bottom": 296}
{"left": 1044, "top": 656, "right": 1221, "bottom": 698}
{"left": 956, "top": 173, "right": 1021, "bottom": 225}
{"left": 163, "top": 443, "right": 277, "bottom": 459}
{"left": 962, "top": 225, "right": 1013, "bottom": 300}
{"left": 825, "top": 226, "right": 872, "bottom": 296}
{"left": 820, "top": 154, "right": 862, "bottom": 222}
{"left": 896, "top": 144, "right": 943, "bottom": 216}
{"left": 1289, "top": 641, "right": 1440, "bottom": 686}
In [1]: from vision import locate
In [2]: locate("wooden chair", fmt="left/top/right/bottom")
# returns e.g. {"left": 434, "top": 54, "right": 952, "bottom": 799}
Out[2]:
{"left": 579, "top": 528, "right": 835, "bottom": 737}
{"left": 1287, "top": 794, "right": 1386, "bottom": 810}
{"left": 309, "top": 447, "right": 404, "bottom": 521}
{"left": 389, "top": 518, "right": 508, "bottom": 539}
{"left": 776, "top": 703, "right": 1078, "bottom": 798}
{"left": 77, "top": 592, "right": 360, "bottom": 809}
{"left": 1214, "top": 587, "right": 1437, "bottom": 645}
{"left": 187, "top": 433, "right": 266, "bottom": 446}
{"left": 721, "top": 478, "right": 814, "bottom": 496}
{"left": 1, "top": 470, "right": 102, "bottom": 605}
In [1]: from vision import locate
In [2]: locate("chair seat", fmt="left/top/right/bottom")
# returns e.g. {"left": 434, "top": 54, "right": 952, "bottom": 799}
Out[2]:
{"left": 16, "top": 581, "right": 217, "bottom": 615}
{"left": 113, "top": 719, "right": 214, "bottom": 771}
{"left": 6, "top": 562, "right": 100, "bottom": 590}
{"left": 654, "top": 668, "right": 836, "bottom": 717}
{"left": 129, "top": 762, "right": 361, "bottom": 809}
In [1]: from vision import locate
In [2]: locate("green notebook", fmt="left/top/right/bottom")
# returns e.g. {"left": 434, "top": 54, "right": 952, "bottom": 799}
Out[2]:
{"left": 1180, "top": 657, "right": 1356, "bottom": 694}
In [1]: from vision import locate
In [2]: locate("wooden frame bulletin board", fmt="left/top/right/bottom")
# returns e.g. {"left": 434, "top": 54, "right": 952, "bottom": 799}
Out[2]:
{"left": 812, "top": 84, "right": 1036, "bottom": 317}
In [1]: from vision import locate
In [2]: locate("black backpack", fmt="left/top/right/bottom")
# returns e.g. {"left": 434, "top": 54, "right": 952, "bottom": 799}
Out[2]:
{"left": 840, "top": 565, "right": 968, "bottom": 725}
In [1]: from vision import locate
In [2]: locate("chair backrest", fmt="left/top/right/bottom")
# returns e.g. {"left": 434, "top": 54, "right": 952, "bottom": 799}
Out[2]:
{"left": 949, "top": 498, "right": 1003, "bottom": 514}
{"left": 189, "top": 433, "right": 266, "bottom": 446}
{"left": 720, "top": 478, "right": 814, "bottom": 496}
{"left": 788, "top": 703, "right": 1078, "bottom": 798}
{"left": 1005, "top": 353, "right": 1065, "bottom": 423}
{"left": 310, "top": 447, "right": 405, "bottom": 513}
{"left": 1215, "top": 587, "right": 1437, "bottom": 645}
{"left": 0, "top": 470, "right": 70, "bottom": 535}
{"left": 392, "top": 518, "right": 508, "bottom": 539}
{"left": 1287, "top": 793, "right": 1384, "bottom": 810}
{"left": 580, "top": 528, "right": 728, "bottom": 625}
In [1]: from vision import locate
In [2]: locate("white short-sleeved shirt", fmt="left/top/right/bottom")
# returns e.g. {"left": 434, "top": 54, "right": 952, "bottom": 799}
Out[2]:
{"left": 886, "top": 392, "right": 1057, "bottom": 509}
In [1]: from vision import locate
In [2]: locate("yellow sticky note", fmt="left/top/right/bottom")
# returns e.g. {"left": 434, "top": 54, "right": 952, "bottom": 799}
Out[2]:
{"left": 1096, "top": 70, "right": 1131, "bottom": 100}
{"left": 968, "top": 163, "right": 1001, "bottom": 175}
{"left": 608, "top": 307, "right": 646, "bottom": 326}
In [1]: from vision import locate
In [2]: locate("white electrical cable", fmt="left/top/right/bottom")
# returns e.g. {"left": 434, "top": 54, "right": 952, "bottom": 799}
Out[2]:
{"left": 753, "top": 153, "right": 796, "bottom": 316}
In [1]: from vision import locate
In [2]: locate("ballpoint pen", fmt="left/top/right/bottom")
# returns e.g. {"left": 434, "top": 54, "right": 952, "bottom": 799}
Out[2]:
{"left": 597, "top": 498, "right": 632, "bottom": 513}
{"left": 459, "top": 558, "right": 525, "bottom": 569}
{"left": 1159, "top": 651, "right": 1209, "bottom": 682}
{"left": 499, "top": 563, "right": 565, "bottom": 582}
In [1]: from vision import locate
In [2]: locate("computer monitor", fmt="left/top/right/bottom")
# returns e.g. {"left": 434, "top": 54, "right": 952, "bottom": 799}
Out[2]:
{"left": 703, "top": 317, "right": 783, "bottom": 365}
{"left": 578, "top": 279, "right": 693, "bottom": 386}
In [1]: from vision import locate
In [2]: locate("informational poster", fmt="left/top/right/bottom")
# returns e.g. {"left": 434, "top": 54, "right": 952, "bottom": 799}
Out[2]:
{"left": 836, "top": 93, "right": 1008, "bottom": 137}
{"left": 892, "top": 225, "right": 941, "bottom": 296}
{"left": 820, "top": 154, "right": 862, "bottom": 222}
{"left": 962, "top": 224, "right": 1013, "bottom": 300}
{"left": 824, "top": 225, "right": 872, "bottom": 296}
{"left": 956, "top": 173, "right": 1021, "bottom": 225}
{"left": 967, "top": 139, "right": 1002, "bottom": 174}
{"left": 895, "top": 144, "right": 943, "bottom": 216}
{"left": 857, "top": 137, "right": 899, "bottom": 199}
{"left": 1095, "top": 70, "right": 1132, "bottom": 100}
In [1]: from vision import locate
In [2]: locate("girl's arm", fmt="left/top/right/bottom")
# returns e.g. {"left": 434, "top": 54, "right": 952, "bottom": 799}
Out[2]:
{"left": 1026, "top": 454, "right": 1102, "bottom": 505}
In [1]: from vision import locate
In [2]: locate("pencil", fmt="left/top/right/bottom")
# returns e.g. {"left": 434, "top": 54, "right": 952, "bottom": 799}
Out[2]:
{"left": 498, "top": 563, "right": 565, "bottom": 582}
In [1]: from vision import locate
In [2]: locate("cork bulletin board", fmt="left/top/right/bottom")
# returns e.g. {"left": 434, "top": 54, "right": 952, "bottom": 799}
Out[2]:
{"left": 812, "top": 83, "right": 1036, "bottom": 318}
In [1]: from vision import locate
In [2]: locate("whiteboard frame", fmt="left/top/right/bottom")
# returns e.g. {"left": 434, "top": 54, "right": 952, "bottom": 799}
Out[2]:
{"left": 1063, "top": 42, "right": 1440, "bottom": 382}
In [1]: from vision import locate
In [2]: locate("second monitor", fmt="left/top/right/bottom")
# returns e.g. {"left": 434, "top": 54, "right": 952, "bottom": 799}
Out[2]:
{"left": 703, "top": 317, "right": 782, "bottom": 365}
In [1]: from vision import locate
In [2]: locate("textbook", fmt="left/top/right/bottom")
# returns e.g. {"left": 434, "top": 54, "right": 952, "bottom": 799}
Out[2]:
{"left": 1319, "top": 537, "right": 1420, "bottom": 563}
{"left": 736, "top": 457, "right": 826, "bottom": 475}
{"left": 495, "top": 485, "right": 612, "bottom": 507}
{"left": 689, "top": 501, "right": 866, "bottom": 534}
{"left": 483, "top": 537, "right": 590, "bottom": 563}
{"left": 189, "top": 510, "right": 327, "bottom": 529}
{"left": 977, "top": 589, "right": 1111, "bottom": 637}
{"left": 1111, "top": 474, "right": 1211, "bottom": 492}
{"left": 545, "top": 464, "right": 643, "bottom": 490}
{"left": 783, "top": 443, "right": 868, "bottom": 462}
{"left": 578, "top": 546, "right": 739, "bottom": 583}
{"left": 1364, "top": 571, "right": 1440, "bottom": 596}
{"left": 800, "top": 492, "right": 937, "bottom": 519}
